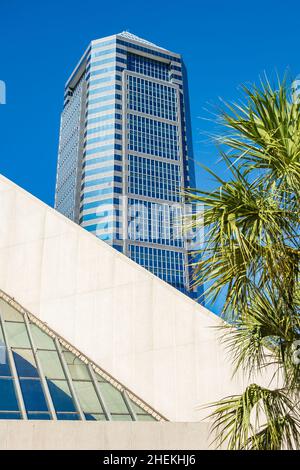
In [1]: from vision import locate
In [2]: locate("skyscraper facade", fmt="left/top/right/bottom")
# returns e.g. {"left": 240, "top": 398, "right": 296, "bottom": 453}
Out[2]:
{"left": 55, "top": 32, "right": 197, "bottom": 297}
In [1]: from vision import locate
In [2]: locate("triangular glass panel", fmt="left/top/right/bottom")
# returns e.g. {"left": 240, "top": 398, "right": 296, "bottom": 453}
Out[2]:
{"left": 0, "top": 296, "right": 164, "bottom": 422}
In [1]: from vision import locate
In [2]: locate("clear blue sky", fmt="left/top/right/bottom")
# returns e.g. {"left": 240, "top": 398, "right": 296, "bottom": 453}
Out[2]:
{"left": 1, "top": 0, "right": 300, "bottom": 205}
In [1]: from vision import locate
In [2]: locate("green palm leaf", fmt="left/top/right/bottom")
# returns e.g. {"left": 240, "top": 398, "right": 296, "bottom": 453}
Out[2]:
{"left": 187, "top": 76, "right": 300, "bottom": 449}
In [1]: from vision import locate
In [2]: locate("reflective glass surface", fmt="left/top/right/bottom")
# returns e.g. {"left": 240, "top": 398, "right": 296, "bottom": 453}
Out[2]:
{"left": 55, "top": 35, "right": 196, "bottom": 298}
{"left": 0, "top": 297, "right": 159, "bottom": 421}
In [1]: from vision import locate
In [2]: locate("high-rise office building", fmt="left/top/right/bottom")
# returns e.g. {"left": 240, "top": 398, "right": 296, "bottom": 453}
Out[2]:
{"left": 55, "top": 32, "right": 197, "bottom": 297}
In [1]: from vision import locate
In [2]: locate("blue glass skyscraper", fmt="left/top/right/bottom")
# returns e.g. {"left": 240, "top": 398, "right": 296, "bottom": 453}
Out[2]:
{"left": 55, "top": 32, "right": 197, "bottom": 297}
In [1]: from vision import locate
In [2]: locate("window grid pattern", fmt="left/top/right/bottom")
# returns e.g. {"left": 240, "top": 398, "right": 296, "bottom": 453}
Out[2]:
{"left": 128, "top": 245, "right": 186, "bottom": 291}
{"left": 0, "top": 297, "right": 159, "bottom": 422}
{"left": 116, "top": 37, "right": 181, "bottom": 63}
{"left": 128, "top": 198, "right": 184, "bottom": 248}
{"left": 127, "top": 53, "right": 170, "bottom": 81}
{"left": 128, "top": 155, "right": 181, "bottom": 202}
{"left": 127, "top": 75, "right": 177, "bottom": 121}
{"left": 127, "top": 114, "right": 179, "bottom": 160}
{"left": 55, "top": 76, "right": 85, "bottom": 220}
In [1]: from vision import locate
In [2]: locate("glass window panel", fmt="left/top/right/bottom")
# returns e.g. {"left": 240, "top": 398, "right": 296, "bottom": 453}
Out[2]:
{"left": 27, "top": 412, "right": 51, "bottom": 420}
{"left": 30, "top": 324, "right": 55, "bottom": 350}
{"left": 130, "top": 400, "right": 148, "bottom": 414}
{"left": 13, "top": 349, "right": 39, "bottom": 378}
{"left": 0, "top": 378, "right": 19, "bottom": 411}
{"left": 0, "top": 350, "right": 10, "bottom": 377}
{"left": 63, "top": 351, "right": 91, "bottom": 380}
{"left": 0, "top": 340, "right": 11, "bottom": 377}
{"left": 5, "top": 322, "right": 30, "bottom": 348}
{"left": 98, "top": 382, "right": 128, "bottom": 413}
{"left": 0, "top": 411, "right": 22, "bottom": 419}
{"left": 37, "top": 350, "right": 65, "bottom": 379}
{"left": 19, "top": 379, "right": 48, "bottom": 412}
{"left": 0, "top": 301, "right": 24, "bottom": 322}
{"left": 84, "top": 413, "right": 106, "bottom": 421}
{"left": 47, "top": 379, "right": 76, "bottom": 412}
{"left": 111, "top": 414, "right": 133, "bottom": 421}
{"left": 95, "top": 372, "right": 106, "bottom": 383}
{"left": 56, "top": 412, "right": 79, "bottom": 421}
{"left": 73, "top": 381, "right": 103, "bottom": 413}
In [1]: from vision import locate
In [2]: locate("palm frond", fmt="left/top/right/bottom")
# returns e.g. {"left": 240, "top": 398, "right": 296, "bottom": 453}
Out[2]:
{"left": 187, "top": 75, "right": 300, "bottom": 450}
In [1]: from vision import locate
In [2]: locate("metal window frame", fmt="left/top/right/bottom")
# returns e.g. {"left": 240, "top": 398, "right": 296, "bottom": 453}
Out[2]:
{"left": 23, "top": 314, "right": 57, "bottom": 420}
{"left": 0, "top": 290, "right": 166, "bottom": 422}
{"left": 0, "top": 313, "right": 27, "bottom": 419}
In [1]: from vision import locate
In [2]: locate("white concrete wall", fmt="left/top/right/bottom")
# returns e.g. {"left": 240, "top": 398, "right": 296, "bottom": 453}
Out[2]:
{"left": 0, "top": 421, "right": 214, "bottom": 450}
{"left": 0, "top": 175, "right": 272, "bottom": 422}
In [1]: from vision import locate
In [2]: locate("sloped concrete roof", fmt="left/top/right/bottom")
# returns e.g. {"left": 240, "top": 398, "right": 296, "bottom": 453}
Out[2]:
{"left": 0, "top": 174, "right": 275, "bottom": 421}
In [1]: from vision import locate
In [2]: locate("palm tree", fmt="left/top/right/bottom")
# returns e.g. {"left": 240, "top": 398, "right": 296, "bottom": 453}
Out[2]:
{"left": 185, "top": 77, "right": 300, "bottom": 450}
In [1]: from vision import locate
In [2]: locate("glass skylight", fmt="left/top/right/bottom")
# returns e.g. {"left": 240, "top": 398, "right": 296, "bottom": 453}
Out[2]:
{"left": 0, "top": 294, "right": 164, "bottom": 422}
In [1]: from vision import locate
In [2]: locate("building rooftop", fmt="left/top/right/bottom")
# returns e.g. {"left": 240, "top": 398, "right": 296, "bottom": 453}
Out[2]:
{"left": 117, "top": 31, "right": 168, "bottom": 51}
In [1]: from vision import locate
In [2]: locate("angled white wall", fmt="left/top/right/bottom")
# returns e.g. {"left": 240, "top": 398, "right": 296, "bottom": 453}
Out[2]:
{"left": 0, "top": 174, "right": 273, "bottom": 422}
